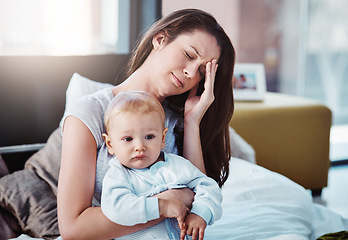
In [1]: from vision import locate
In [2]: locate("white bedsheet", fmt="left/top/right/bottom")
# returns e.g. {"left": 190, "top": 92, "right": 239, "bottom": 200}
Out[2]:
{"left": 10, "top": 158, "right": 347, "bottom": 240}
{"left": 204, "top": 158, "right": 348, "bottom": 240}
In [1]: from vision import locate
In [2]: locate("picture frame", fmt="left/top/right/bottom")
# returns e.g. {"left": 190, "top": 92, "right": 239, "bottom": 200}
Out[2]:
{"left": 232, "top": 63, "right": 266, "bottom": 101}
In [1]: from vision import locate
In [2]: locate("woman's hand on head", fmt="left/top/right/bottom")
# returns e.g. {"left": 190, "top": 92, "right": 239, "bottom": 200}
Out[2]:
{"left": 184, "top": 59, "right": 218, "bottom": 126}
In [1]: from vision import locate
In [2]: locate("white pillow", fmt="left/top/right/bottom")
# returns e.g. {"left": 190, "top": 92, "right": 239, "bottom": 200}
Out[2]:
{"left": 65, "top": 73, "right": 114, "bottom": 111}
{"left": 59, "top": 73, "right": 114, "bottom": 129}
{"left": 229, "top": 127, "right": 256, "bottom": 164}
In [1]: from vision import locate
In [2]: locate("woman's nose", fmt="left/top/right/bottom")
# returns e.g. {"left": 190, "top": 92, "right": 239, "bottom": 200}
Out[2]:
{"left": 184, "top": 63, "right": 199, "bottom": 79}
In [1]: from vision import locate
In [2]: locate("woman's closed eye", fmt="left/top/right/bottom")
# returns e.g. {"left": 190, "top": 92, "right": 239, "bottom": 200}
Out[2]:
{"left": 184, "top": 51, "right": 193, "bottom": 60}
{"left": 185, "top": 51, "right": 204, "bottom": 77}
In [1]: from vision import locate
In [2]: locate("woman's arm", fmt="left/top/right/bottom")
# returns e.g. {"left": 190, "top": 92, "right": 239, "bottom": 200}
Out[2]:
{"left": 58, "top": 116, "right": 162, "bottom": 240}
{"left": 183, "top": 60, "right": 218, "bottom": 174}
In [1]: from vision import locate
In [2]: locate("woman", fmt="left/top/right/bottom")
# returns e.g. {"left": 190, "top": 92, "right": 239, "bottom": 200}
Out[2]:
{"left": 58, "top": 8, "right": 235, "bottom": 240}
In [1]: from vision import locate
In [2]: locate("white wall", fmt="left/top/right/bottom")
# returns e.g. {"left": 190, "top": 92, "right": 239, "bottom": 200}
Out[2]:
{"left": 162, "top": 0, "right": 240, "bottom": 55}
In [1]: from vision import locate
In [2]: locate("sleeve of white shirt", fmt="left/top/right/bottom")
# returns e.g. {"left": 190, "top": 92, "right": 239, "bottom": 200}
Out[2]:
{"left": 168, "top": 154, "right": 223, "bottom": 225}
{"left": 188, "top": 166, "right": 223, "bottom": 225}
{"left": 101, "top": 159, "right": 159, "bottom": 226}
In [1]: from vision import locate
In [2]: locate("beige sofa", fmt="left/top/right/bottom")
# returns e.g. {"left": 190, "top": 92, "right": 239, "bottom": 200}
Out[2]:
{"left": 230, "top": 92, "right": 332, "bottom": 194}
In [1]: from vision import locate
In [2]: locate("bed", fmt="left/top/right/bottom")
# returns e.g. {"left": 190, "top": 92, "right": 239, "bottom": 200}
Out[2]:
{"left": 1, "top": 73, "right": 347, "bottom": 240}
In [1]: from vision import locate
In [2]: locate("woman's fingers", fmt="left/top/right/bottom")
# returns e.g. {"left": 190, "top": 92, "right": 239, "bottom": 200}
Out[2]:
{"left": 184, "top": 59, "right": 218, "bottom": 125}
{"left": 202, "top": 59, "right": 217, "bottom": 104}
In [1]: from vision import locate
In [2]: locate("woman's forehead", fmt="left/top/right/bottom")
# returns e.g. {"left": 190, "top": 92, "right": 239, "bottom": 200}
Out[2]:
{"left": 176, "top": 30, "right": 221, "bottom": 60}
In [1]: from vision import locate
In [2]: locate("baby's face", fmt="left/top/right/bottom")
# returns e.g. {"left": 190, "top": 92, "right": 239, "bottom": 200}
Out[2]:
{"left": 106, "top": 111, "right": 166, "bottom": 169}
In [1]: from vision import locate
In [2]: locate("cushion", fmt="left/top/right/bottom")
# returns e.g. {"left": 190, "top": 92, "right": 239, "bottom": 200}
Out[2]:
{"left": 229, "top": 127, "right": 255, "bottom": 163}
{"left": 24, "top": 128, "right": 62, "bottom": 196}
{"left": 0, "top": 128, "right": 62, "bottom": 238}
{"left": 0, "top": 154, "right": 9, "bottom": 178}
{"left": 0, "top": 207, "right": 20, "bottom": 240}
{"left": 59, "top": 73, "right": 114, "bottom": 129}
{"left": 64, "top": 73, "right": 114, "bottom": 112}
{"left": 0, "top": 169, "right": 59, "bottom": 238}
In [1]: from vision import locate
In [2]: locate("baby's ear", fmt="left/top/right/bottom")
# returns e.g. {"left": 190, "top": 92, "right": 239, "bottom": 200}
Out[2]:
{"left": 161, "top": 127, "right": 168, "bottom": 149}
{"left": 102, "top": 133, "right": 115, "bottom": 155}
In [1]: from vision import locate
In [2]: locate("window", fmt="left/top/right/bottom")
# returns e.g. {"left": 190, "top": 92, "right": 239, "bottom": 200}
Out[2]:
{"left": 305, "top": 0, "right": 348, "bottom": 161}
{"left": 306, "top": 0, "right": 348, "bottom": 125}
{"left": 233, "top": 0, "right": 348, "bottom": 161}
{"left": 0, "top": 0, "right": 146, "bottom": 55}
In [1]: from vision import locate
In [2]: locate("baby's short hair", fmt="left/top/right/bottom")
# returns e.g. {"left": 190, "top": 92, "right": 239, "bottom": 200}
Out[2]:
{"left": 104, "top": 91, "right": 165, "bottom": 133}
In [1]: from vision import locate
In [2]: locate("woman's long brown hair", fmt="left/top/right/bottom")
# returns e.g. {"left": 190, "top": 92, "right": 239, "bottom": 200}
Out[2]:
{"left": 126, "top": 9, "right": 235, "bottom": 187}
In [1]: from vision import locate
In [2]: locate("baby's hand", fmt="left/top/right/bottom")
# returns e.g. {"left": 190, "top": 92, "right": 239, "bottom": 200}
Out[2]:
{"left": 180, "top": 213, "right": 206, "bottom": 240}
{"left": 158, "top": 198, "right": 189, "bottom": 229}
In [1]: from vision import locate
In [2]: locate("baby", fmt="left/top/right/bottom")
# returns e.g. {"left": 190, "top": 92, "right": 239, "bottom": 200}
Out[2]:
{"left": 101, "top": 91, "right": 222, "bottom": 240}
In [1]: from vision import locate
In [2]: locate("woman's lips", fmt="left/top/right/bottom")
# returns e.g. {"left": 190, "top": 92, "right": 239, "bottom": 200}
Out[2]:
{"left": 172, "top": 73, "right": 184, "bottom": 88}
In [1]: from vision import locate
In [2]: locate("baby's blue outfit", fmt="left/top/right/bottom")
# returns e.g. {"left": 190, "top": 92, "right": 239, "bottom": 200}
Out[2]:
{"left": 101, "top": 152, "right": 222, "bottom": 240}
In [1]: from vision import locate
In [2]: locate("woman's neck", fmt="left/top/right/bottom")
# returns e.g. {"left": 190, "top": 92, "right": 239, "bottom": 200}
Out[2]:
{"left": 112, "top": 67, "right": 165, "bottom": 102}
